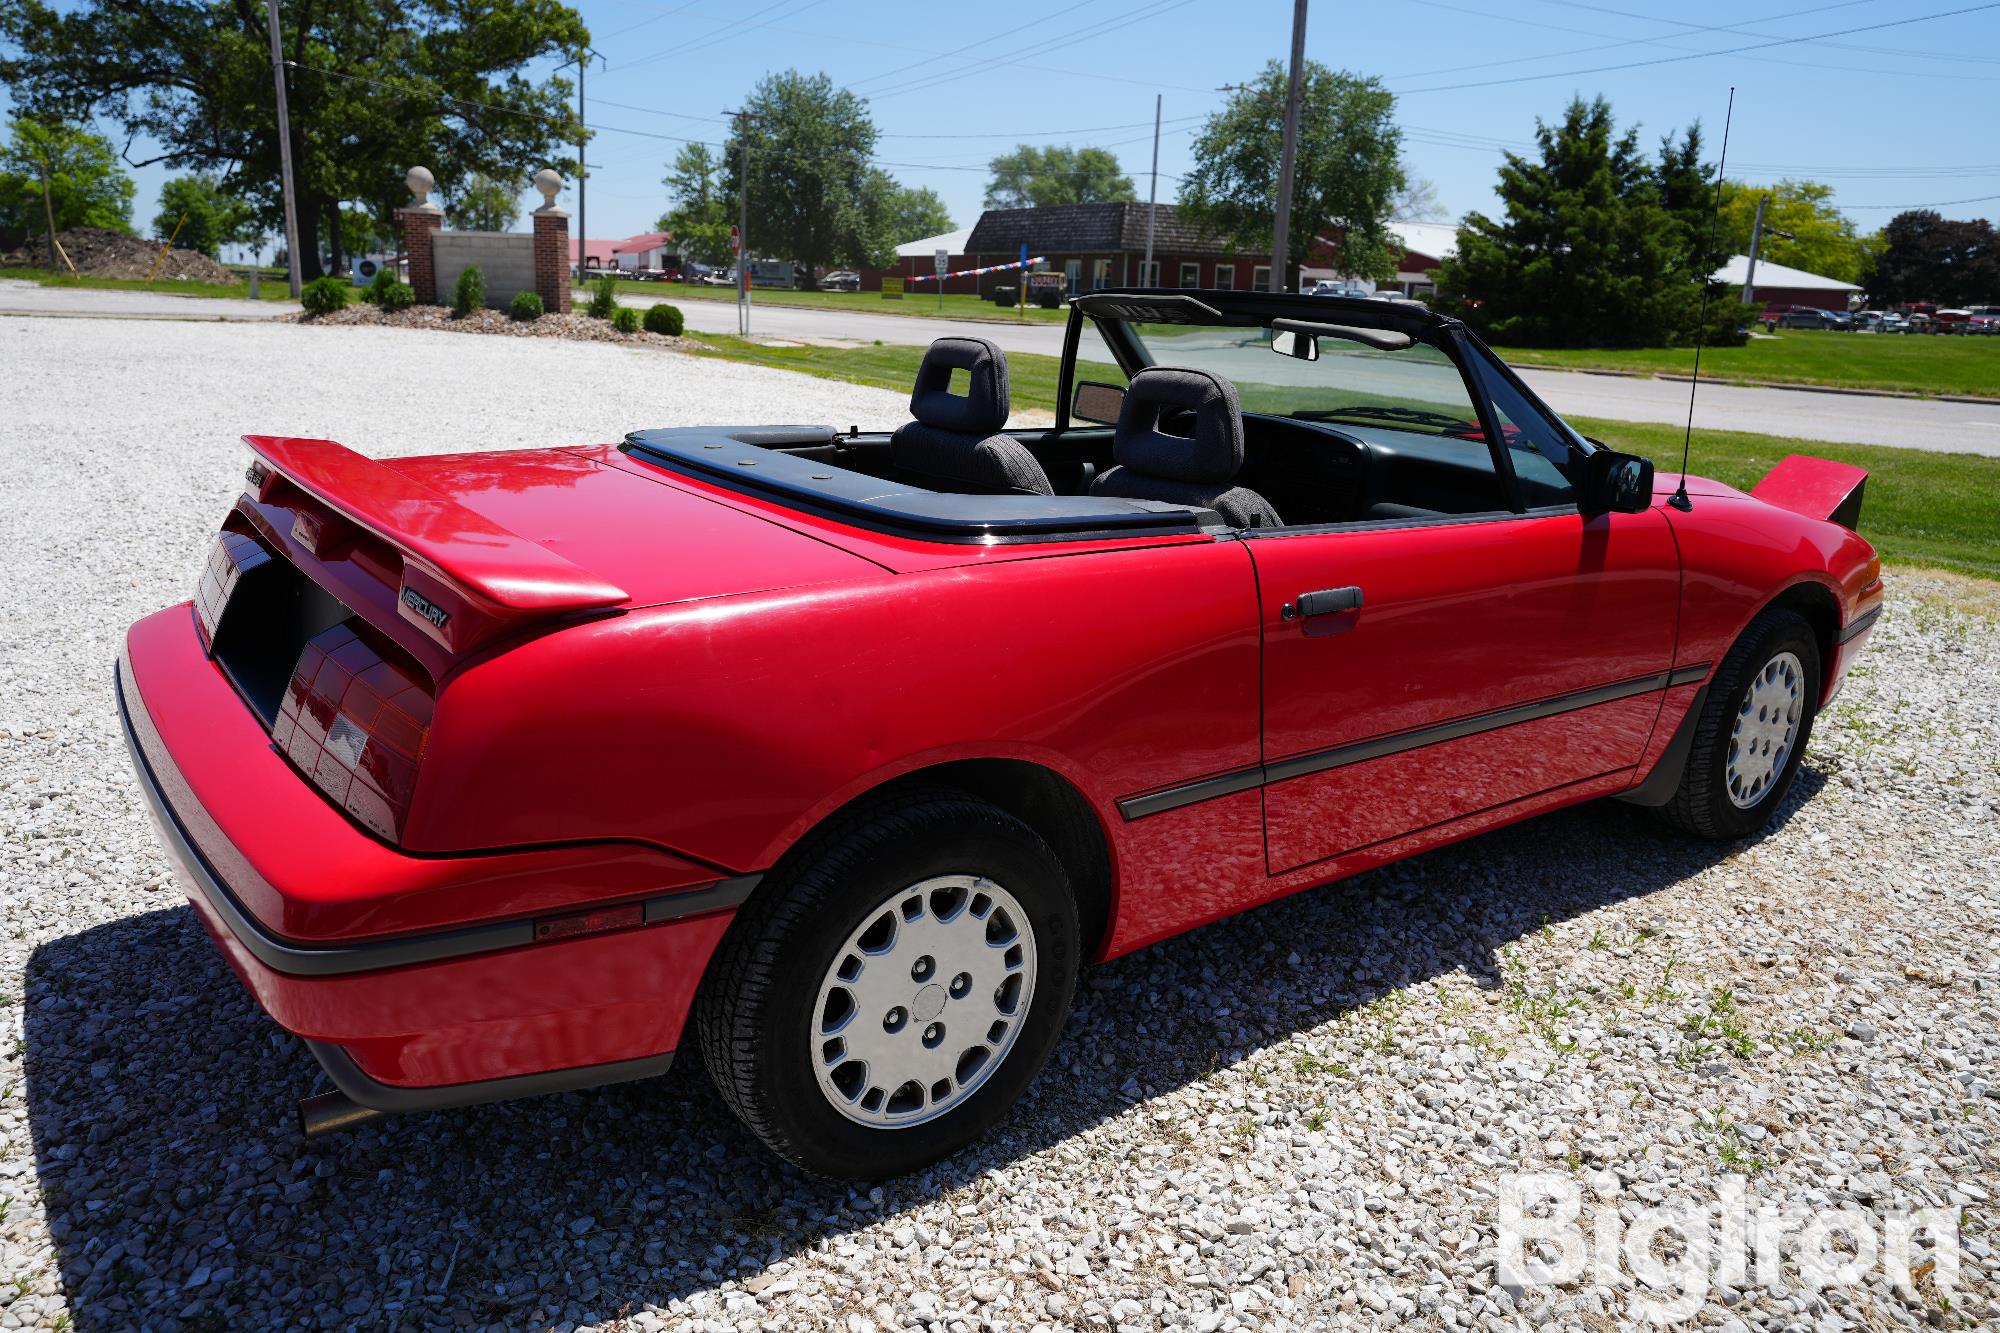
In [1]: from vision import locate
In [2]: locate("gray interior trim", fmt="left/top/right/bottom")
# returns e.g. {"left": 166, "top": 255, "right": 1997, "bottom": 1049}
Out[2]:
{"left": 1117, "top": 668, "right": 1698, "bottom": 820}
{"left": 307, "top": 1038, "right": 676, "bottom": 1115}
{"left": 1837, "top": 606, "right": 1881, "bottom": 644}
{"left": 118, "top": 662, "right": 755, "bottom": 977}
{"left": 1269, "top": 318, "right": 1415, "bottom": 351}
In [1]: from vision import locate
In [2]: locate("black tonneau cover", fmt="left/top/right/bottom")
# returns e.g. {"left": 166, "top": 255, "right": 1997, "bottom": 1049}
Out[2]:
{"left": 623, "top": 427, "right": 1217, "bottom": 545}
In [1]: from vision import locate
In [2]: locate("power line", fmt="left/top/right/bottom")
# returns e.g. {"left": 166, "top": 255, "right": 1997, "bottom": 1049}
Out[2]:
{"left": 863, "top": 0, "right": 1203, "bottom": 102}
{"left": 1390, "top": 2, "right": 2000, "bottom": 95}
{"left": 1843, "top": 192, "right": 2000, "bottom": 209}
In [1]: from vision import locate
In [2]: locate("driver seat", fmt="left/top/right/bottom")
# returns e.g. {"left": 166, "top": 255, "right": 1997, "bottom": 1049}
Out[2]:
{"left": 1090, "top": 367, "right": 1280, "bottom": 528}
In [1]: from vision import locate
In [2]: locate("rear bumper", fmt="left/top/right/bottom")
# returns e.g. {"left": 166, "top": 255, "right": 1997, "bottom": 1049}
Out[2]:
{"left": 118, "top": 605, "right": 752, "bottom": 1102}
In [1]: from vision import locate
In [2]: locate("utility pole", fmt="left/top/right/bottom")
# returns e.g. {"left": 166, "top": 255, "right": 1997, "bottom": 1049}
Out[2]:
{"left": 560, "top": 48, "right": 604, "bottom": 286}
{"left": 36, "top": 158, "right": 57, "bottom": 270}
{"left": 1271, "top": 0, "right": 1308, "bottom": 293}
{"left": 1143, "top": 94, "right": 1161, "bottom": 287}
{"left": 1738, "top": 193, "right": 1793, "bottom": 307}
{"left": 734, "top": 108, "right": 751, "bottom": 336}
{"left": 265, "top": 0, "right": 303, "bottom": 297}
{"left": 1739, "top": 194, "right": 1766, "bottom": 306}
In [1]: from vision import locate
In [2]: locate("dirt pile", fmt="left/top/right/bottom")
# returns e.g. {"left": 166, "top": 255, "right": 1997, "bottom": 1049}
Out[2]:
{"left": 0, "top": 227, "right": 236, "bottom": 283}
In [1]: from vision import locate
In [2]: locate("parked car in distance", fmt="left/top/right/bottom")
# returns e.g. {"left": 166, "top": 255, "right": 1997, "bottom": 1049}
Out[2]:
{"left": 678, "top": 261, "right": 714, "bottom": 284}
{"left": 1774, "top": 307, "right": 1849, "bottom": 331}
{"left": 1932, "top": 308, "right": 1974, "bottom": 334}
{"left": 1965, "top": 305, "right": 2000, "bottom": 335}
{"left": 121, "top": 289, "right": 1885, "bottom": 1178}
{"left": 819, "top": 270, "right": 861, "bottom": 292}
{"left": 1307, "top": 282, "right": 1371, "bottom": 298}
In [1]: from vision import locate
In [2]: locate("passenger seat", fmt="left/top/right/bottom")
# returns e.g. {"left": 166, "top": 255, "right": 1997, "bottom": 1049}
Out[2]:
{"left": 1090, "top": 367, "right": 1280, "bottom": 527}
{"left": 890, "top": 337, "right": 1052, "bottom": 496}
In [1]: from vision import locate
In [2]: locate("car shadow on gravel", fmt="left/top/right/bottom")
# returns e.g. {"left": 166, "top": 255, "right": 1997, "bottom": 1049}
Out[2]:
{"left": 24, "top": 769, "right": 1824, "bottom": 1329}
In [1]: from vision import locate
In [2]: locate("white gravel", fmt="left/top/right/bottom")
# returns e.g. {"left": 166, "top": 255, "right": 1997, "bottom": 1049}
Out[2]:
{"left": 1, "top": 315, "right": 1995, "bottom": 1331}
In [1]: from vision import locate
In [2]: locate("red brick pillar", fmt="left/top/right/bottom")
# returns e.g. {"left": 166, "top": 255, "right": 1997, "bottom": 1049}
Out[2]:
{"left": 398, "top": 208, "right": 443, "bottom": 305}
{"left": 533, "top": 208, "right": 572, "bottom": 314}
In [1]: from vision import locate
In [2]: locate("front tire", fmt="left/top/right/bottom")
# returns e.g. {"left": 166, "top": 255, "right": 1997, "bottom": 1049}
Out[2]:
{"left": 1659, "top": 607, "right": 1821, "bottom": 840}
{"left": 695, "top": 789, "right": 1080, "bottom": 1178}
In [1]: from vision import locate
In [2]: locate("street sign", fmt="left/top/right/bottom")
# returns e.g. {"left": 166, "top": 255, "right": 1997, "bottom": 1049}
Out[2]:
{"left": 934, "top": 248, "right": 949, "bottom": 277}
{"left": 881, "top": 275, "right": 904, "bottom": 300}
{"left": 729, "top": 225, "right": 740, "bottom": 255}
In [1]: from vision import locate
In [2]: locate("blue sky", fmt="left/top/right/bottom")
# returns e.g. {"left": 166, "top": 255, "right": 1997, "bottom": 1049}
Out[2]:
{"left": 12, "top": 0, "right": 2000, "bottom": 253}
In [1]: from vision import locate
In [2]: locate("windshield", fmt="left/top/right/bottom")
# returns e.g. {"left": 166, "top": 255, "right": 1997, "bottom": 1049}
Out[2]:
{"left": 1120, "top": 321, "right": 1486, "bottom": 438}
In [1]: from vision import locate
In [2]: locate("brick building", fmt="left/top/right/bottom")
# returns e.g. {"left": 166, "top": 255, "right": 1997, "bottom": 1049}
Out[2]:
{"left": 940, "top": 203, "right": 1286, "bottom": 297}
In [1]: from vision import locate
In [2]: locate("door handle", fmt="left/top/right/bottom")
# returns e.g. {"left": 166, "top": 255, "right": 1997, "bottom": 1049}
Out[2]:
{"left": 1281, "top": 586, "right": 1364, "bottom": 621}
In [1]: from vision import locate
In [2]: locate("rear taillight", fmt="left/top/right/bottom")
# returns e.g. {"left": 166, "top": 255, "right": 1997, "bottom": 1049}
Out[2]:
{"left": 271, "top": 622, "right": 433, "bottom": 842}
{"left": 194, "top": 532, "right": 272, "bottom": 650}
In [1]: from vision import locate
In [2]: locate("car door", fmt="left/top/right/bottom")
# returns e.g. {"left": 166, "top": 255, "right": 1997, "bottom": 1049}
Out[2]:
{"left": 1248, "top": 351, "right": 1681, "bottom": 876}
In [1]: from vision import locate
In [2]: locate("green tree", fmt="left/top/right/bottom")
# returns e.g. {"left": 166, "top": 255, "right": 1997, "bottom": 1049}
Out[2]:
{"left": 983, "top": 145, "right": 1135, "bottom": 210}
{"left": 152, "top": 174, "right": 251, "bottom": 258}
{"left": 1867, "top": 210, "right": 2000, "bottom": 305}
{"left": 1179, "top": 62, "right": 1404, "bottom": 288}
{"left": 452, "top": 172, "right": 524, "bottom": 232}
{"left": 855, "top": 172, "right": 952, "bottom": 265}
{"left": 1718, "top": 178, "right": 1870, "bottom": 284}
{"left": 0, "top": 117, "right": 134, "bottom": 238}
{"left": 0, "top": 0, "right": 587, "bottom": 280}
{"left": 1429, "top": 96, "right": 1733, "bottom": 348}
{"left": 725, "top": 71, "right": 882, "bottom": 288}
{"left": 656, "top": 143, "right": 733, "bottom": 266}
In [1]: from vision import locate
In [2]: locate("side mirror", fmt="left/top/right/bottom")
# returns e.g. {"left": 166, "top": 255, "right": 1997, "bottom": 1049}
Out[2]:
{"left": 1585, "top": 450, "right": 1655, "bottom": 514}
{"left": 1270, "top": 329, "right": 1319, "bottom": 361}
{"left": 1071, "top": 380, "right": 1126, "bottom": 425}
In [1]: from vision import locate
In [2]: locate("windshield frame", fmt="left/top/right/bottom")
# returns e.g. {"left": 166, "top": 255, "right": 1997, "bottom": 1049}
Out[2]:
{"left": 1066, "top": 289, "right": 1599, "bottom": 516}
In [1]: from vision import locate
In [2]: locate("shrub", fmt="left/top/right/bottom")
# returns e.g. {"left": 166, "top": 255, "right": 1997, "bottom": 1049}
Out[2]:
{"left": 300, "top": 276, "right": 349, "bottom": 315}
{"left": 642, "top": 302, "right": 684, "bottom": 336}
{"left": 361, "top": 266, "right": 396, "bottom": 305}
{"left": 451, "top": 264, "right": 486, "bottom": 317}
{"left": 586, "top": 275, "right": 618, "bottom": 319}
{"left": 378, "top": 281, "right": 416, "bottom": 313}
{"left": 611, "top": 305, "right": 640, "bottom": 334}
{"left": 509, "top": 290, "right": 545, "bottom": 321}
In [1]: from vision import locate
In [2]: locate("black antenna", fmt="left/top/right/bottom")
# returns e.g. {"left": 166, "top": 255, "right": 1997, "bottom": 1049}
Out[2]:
{"left": 1672, "top": 85, "right": 1735, "bottom": 514}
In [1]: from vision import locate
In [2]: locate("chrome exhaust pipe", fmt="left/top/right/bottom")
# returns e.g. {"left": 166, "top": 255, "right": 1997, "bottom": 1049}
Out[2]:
{"left": 299, "top": 1090, "right": 386, "bottom": 1138}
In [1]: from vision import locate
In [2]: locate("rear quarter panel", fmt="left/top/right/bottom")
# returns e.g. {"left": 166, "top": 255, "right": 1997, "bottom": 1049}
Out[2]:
{"left": 406, "top": 538, "right": 1263, "bottom": 885}
{"left": 1667, "top": 493, "right": 1881, "bottom": 695}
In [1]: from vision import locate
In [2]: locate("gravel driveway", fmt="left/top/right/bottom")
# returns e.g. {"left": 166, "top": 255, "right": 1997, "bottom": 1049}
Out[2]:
{"left": 2, "top": 316, "right": 1995, "bottom": 1331}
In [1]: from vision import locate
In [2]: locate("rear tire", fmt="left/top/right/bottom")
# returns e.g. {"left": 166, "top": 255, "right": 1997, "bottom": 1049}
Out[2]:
{"left": 1658, "top": 608, "right": 1821, "bottom": 840}
{"left": 695, "top": 788, "right": 1079, "bottom": 1179}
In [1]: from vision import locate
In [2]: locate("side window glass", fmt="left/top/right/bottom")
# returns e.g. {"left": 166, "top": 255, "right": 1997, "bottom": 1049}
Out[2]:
{"left": 1470, "top": 355, "right": 1579, "bottom": 508}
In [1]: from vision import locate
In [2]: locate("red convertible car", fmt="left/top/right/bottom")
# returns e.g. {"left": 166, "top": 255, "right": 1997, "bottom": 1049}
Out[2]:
{"left": 119, "top": 289, "right": 1880, "bottom": 1177}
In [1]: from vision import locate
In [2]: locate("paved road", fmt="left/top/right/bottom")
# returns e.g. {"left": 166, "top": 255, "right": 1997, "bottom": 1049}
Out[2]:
{"left": 0, "top": 281, "right": 296, "bottom": 321}
{"left": 10, "top": 281, "right": 1998, "bottom": 455}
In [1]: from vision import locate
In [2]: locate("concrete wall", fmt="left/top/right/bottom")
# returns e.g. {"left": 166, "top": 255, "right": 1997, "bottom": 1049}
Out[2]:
{"left": 432, "top": 231, "right": 537, "bottom": 307}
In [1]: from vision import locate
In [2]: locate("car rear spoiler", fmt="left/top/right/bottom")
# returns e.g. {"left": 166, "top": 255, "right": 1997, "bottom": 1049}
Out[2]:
{"left": 1750, "top": 454, "right": 1868, "bottom": 530}
{"left": 241, "top": 435, "right": 629, "bottom": 626}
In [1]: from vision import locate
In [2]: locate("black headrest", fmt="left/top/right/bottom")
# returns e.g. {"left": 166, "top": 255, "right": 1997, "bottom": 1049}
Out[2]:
{"left": 910, "top": 337, "right": 1010, "bottom": 435}
{"left": 1113, "top": 367, "right": 1244, "bottom": 485}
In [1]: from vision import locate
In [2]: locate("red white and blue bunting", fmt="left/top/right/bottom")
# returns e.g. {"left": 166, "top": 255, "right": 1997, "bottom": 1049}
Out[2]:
{"left": 906, "top": 256, "right": 1048, "bottom": 284}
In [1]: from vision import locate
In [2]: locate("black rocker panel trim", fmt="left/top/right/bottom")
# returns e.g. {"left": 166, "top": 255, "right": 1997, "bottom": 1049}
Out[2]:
{"left": 307, "top": 1038, "right": 676, "bottom": 1114}
{"left": 1117, "top": 665, "right": 1712, "bottom": 820}
{"left": 118, "top": 663, "right": 758, "bottom": 977}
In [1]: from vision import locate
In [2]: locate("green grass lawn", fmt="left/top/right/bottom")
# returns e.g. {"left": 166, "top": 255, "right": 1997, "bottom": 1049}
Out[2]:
{"left": 583, "top": 278, "right": 1068, "bottom": 324}
{"left": 0, "top": 267, "right": 297, "bottom": 302}
{"left": 1495, "top": 329, "right": 2000, "bottom": 399}
{"left": 688, "top": 332, "right": 2000, "bottom": 579}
